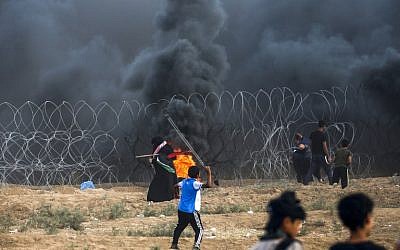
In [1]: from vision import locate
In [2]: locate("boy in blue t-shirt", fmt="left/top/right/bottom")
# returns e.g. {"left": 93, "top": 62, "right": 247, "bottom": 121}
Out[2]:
{"left": 170, "top": 165, "right": 212, "bottom": 250}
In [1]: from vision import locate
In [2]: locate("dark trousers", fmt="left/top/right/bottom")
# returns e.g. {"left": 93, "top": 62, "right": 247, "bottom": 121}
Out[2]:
{"left": 293, "top": 155, "right": 311, "bottom": 184}
{"left": 173, "top": 210, "right": 203, "bottom": 248}
{"left": 305, "top": 155, "right": 333, "bottom": 184}
{"left": 332, "top": 166, "right": 349, "bottom": 188}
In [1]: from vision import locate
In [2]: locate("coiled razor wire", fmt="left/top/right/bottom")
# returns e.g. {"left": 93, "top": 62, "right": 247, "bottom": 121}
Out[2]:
{"left": 0, "top": 87, "right": 374, "bottom": 185}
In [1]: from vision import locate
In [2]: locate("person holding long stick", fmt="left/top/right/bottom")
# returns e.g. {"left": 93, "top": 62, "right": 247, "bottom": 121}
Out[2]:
{"left": 147, "top": 136, "right": 178, "bottom": 202}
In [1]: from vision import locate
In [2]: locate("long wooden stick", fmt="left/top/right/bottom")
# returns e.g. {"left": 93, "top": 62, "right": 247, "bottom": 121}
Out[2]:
{"left": 165, "top": 114, "right": 205, "bottom": 168}
{"left": 135, "top": 154, "right": 158, "bottom": 158}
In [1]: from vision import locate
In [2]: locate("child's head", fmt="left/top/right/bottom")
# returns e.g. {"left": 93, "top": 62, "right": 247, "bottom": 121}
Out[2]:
{"left": 341, "top": 139, "right": 350, "bottom": 148}
{"left": 294, "top": 133, "right": 302, "bottom": 142}
{"left": 338, "top": 193, "right": 374, "bottom": 236}
{"left": 265, "top": 191, "right": 306, "bottom": 238}
{"left": 188, "top": 166, "right": 200, "bottom": 178}
{"left": 318, "top": 120, "right": 327, "bottom": 128}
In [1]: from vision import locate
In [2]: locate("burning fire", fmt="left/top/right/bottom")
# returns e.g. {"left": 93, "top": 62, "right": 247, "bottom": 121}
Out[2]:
{"left": 173, "top": 148, "right": 195, "bottom": 179}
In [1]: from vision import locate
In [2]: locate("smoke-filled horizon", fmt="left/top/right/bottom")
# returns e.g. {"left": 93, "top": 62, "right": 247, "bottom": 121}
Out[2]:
{"left": 0, "top": 0, "right": 399, "bottom": 175}
{"left": 121, "top": 0, "right": 229, "bottom": 154}
{"left": 1, "top": 0, "right": 399, "bottom": 102}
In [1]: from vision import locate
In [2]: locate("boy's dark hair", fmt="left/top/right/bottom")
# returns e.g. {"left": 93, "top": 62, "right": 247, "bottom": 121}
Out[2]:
{"left": 337, "top": 193, "right": 374, "bottom": 232}
{"left": 188, "top": 166, "right": 200, "bottom": 178}
{"left": 341, "top": 139, "right": 350, "bottom": 147}
{"left": 264, "top": 191, "right": 306, "bottom": 235}
{"left": 318, "top": 120, "right": 327, "bottom": 128}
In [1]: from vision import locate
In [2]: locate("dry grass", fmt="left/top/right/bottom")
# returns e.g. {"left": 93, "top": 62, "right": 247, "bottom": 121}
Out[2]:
{"left": 27, "top": 205, "right": 84, "bottom": 234}
{"left": 0, "top": 177, "right": 398, "bottom": 249}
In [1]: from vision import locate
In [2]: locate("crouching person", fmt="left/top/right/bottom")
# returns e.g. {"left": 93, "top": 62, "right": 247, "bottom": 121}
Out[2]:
{"left": 330, "top": 193, "right": 386, "bottom": 250}
{"left": 170, "top": 166, "right": 212, "bottom": 250}
{"left": 251, "top": 191, "right": 306, "bottom": 250}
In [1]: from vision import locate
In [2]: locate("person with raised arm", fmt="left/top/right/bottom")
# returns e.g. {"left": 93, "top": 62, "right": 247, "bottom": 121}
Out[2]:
{"left": 170, "top": 165, "right": 212, "bottom": 250}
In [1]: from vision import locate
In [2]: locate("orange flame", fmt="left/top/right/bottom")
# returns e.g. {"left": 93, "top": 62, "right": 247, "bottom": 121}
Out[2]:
{"left": 173, "top": 148, "right": 195, "bottom": 179}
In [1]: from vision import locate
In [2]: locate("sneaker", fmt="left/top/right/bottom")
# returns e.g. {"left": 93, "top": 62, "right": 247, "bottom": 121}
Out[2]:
{"left": 170, "top": 243, "right": 179, "bottom": 249}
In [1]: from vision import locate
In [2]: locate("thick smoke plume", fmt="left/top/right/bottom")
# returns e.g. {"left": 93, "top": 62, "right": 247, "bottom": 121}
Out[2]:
{"left": 221, "top": 0, "right": 400, "bottom": 92}
{"left": 122, "top": 0, "right": 229, "bottom": 154}
{"left": 0, "top": 0, "right": 159, "bottom": 104}
{"left": 1, "top": 0, "right": 400, "bottom": 175}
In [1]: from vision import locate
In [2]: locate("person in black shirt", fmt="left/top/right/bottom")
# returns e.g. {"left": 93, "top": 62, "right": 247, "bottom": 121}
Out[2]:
{"left": 304, "top": 120, "right": 333, "bottom": 185}
{"left": 330, "top": 193, "right": 386, "bottom": 250}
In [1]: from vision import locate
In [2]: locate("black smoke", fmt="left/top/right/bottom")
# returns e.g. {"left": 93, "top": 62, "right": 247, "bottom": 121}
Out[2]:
{"left": 220, "top": 0, "right": 400, "bottom": 92}
{"left": 1, "top": 0, "right": 400, "bottom": 175}
{"left": 363, "top": 59, "right": 400, "bottom": 117}
{"left": 2, "top": 0, "right": 399, "bottom": 100}
{"left": 122, "top": 0, "right": 229, "bottom": 154}
{"left": 358, "top": 58, "right": 400, "bottom": 172}
{"left": 0, "top": 0, "right": 160, "bottom": 104}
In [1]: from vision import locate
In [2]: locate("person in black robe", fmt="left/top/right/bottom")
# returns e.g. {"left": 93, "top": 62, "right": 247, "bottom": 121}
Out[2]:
{"left": 147, "top": 136, "right": 178, "bottom": 202}
{"left": 292, "top": 133, "right": 312, "bottom": 185}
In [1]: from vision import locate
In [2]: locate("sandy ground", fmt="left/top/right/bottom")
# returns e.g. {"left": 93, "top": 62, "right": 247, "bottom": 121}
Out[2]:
{"left": 0, "top": 177, "right": 399, "bottom": 250}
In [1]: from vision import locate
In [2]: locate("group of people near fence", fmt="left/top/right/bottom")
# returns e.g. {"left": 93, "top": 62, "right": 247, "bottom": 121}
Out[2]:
{"left": 292, "top": 120, "right": 352, "bottom": 188}
{"left": 145, "top": 133, "right": 395, "bottom": 250}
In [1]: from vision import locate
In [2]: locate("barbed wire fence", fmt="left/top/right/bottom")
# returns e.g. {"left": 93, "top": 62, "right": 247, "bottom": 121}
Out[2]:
{"left": 0, "top": 87, "right": 372, "bottom": 185}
